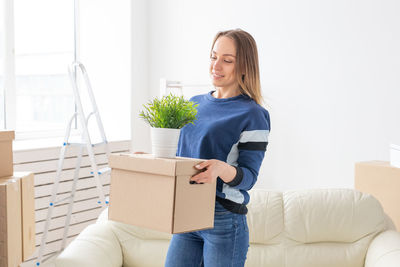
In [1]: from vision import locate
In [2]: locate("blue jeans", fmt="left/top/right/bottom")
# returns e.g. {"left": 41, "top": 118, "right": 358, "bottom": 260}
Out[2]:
{"left": 165, "top": 201, "right": 249, "bottom": 267}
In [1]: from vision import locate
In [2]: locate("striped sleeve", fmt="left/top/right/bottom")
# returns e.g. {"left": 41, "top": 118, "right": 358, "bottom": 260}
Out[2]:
{"left": 227, "top": 108, "right": 270, "bottom": 190}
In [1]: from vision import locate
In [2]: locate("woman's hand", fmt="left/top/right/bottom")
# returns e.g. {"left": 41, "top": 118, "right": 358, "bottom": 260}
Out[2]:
{"left": 190, "top": 159, "right": 237, "bottom": 184}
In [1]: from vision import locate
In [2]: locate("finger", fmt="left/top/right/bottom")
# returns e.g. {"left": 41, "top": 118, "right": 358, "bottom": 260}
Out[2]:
{"left": 190, "top": 178, "right": 207, "bottom": 184}
{"left": 195, "top": 160, "right": 211, "bottom": 170}
{"left": 191, "top": 171, "right": 213, "bottom": 184}
{"left": 190, "top": 172, "right": 206, "bottom": 182}
{"left": 195, "top": 177, "right": 211, "bottom": 184}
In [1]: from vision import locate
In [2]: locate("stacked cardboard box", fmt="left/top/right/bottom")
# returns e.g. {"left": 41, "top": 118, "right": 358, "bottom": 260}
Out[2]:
{"left": 109, "top": 153, "right": 216, "bottom": 234}
{"left": 0, "top": 178, "right": 21, "bottom": 267}
{"left": 0, "top": 131, "right": 35, "bottom": 266}
{"left": 355, "top": 161, "right": 400, "bottom": 230}
{"left": 0, "top": 131, "right": 14, "bottom": 177}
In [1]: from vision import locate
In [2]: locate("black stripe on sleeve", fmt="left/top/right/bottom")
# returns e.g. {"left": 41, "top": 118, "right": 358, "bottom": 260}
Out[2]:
{"left": 226, "top": 166, "right": 243, "bottom": 187}
{"left": 237, "top": 141, "right": 268, "bottom": 151}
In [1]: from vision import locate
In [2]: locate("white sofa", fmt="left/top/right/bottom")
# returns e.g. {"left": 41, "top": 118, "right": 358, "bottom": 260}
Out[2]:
{"left": 55, "top": 189, "right": 400, "bottom": 267}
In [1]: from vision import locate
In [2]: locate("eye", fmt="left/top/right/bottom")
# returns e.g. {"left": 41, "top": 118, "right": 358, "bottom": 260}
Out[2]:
{"left": 210, "top": 56, "right": 217, "bottom": 60}
{"left": 224, "top": 60, "right": 233, "bottom": 63}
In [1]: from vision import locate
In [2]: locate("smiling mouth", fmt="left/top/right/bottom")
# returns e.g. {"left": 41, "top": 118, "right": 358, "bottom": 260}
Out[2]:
{"left": 212, "top": 73, "right": 224, "bottom": 78}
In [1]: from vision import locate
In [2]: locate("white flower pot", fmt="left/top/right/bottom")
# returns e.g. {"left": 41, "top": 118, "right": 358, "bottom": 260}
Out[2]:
{"left": 150, "top": 127, "right": 181, "bottom": 158}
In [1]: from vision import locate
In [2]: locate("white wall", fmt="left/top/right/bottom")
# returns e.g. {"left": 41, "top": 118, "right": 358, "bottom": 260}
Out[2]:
{"left": 131, "top": 0, "right": 150, "bottom": 152}
{"left": 79, "top": 0, "right": 131, "bottom": 142}
{"left": 132, "top": 0, "right": 400, "bottom": 190}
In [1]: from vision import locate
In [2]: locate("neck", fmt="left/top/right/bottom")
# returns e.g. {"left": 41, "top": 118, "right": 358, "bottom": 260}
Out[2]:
{"left": 213, "top": 87, "right": 241, "bottom": 99}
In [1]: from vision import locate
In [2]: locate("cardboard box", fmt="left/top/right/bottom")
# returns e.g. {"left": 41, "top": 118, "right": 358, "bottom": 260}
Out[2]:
{"left": 0, "top": 172, "right": 35, "bottom": 266}
{"left": 355, "top": 161, "right": 400, "bottom": 230}
{"left": 109, "top": 153, "right": 216, "bottom": 233}
{"left": 0, "top": 131, "right": 15, "bottom": 178}
{"left": 0, "top": 178, "right": 22, "bottom": 267}
{"left": 17, "top": 172, "right": 35, "bottom": 261}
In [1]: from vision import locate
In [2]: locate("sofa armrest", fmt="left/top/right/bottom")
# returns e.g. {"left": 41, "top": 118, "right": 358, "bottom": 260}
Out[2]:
{"left": 55, "top": 222, "right": 123, "bottom": 267}
{"left": 365, "top": 230, "right": 400, "bottom": 267}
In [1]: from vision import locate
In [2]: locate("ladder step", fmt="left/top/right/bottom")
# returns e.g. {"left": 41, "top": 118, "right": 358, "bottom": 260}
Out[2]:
{"left": 50, "top": 195, "right": 73, "bottom": 206}
{"left": 90, "top": 167, "right": 111, "bottom": 175}
{"left": 65, "top": 141, "right": 107, "bottom": 147}
{"left": 65, "top": 142, "right": 85, "bottom": 147}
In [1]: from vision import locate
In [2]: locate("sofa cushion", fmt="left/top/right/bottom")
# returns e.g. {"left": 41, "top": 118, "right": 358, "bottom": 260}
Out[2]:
{"left": 247, "top": 190, "right": 284, "bottom": 245}
{"left": 283, "top": 189, "right": 386, "bottom": 243}
{"left": 107, "top": 220, "right": 171, "bottom": 267}
{"left": 55, "top": 223, "right": 123, "bottom": 267}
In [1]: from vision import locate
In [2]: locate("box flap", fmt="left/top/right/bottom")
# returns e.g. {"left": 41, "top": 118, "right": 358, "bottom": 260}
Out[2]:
{"left": 0, "top": 130, "right": 15, "bottom": 141}
{"left": 109, "top": 153, "right": 206, "bottom": 176}
{"left": 109, "top": 153, "right": 177, "bottom": 176}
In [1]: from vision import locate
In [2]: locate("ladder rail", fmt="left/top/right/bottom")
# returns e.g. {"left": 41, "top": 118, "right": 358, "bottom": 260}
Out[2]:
{"left": 36, "top": 62, "right": 111, "bottom": 266}
{"left": 61, "top": 145, "right": 83, "bottom": 250}
{"left": 36, "top": 111, "right": 77, "bottom": 264}
{"left": 72, "top": 62, "right": 109, "bottom": 145}
{"left": 68, "top": 62, "right": 107, "bottom": 206}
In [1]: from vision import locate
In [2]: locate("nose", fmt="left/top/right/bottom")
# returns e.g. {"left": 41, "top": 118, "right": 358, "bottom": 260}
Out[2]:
{"left": 212, "top": 58, "right": 222, "bottom": 71}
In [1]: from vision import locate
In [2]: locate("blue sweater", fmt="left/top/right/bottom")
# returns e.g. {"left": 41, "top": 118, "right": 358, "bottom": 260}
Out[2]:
{"left": 177, "top": 91, "right": 270, "bottom": 214}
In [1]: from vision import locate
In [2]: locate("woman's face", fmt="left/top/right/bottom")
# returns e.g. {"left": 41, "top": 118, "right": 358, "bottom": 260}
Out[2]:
{"left": 210, "top": 36, "right": 238, "bottom": 92}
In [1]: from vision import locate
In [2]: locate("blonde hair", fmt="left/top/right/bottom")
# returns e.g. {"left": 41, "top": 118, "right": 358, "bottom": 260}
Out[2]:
{"left": 210, "top": 29, "right": 263, "bottom": 105}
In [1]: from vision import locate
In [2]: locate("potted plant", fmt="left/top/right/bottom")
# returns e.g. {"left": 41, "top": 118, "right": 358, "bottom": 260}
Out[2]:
{"left": 139, "top": 93, "right": 198, "bottom": 158}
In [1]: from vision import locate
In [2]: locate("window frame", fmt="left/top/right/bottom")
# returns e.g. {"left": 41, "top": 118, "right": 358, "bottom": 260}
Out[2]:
{"left": 2, "top": 0, "right": 16, "bottom": 131}
{"left": 2, "top": 0, "right": 80, "bottom": 140}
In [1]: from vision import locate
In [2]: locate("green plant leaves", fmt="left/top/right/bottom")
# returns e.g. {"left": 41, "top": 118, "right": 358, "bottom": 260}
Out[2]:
{"left": 139, "top": 94, "right": 198, "bottom": 129}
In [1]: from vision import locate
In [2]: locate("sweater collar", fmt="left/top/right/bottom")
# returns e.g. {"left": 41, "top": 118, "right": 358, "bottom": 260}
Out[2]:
{"left": 206, "top": 90, "right": 249, "bottom": 102}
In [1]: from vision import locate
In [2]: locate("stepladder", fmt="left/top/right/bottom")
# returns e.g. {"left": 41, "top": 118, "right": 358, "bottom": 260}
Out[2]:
{"left": 36, "top": 61, "right": 111, "bottom": 266}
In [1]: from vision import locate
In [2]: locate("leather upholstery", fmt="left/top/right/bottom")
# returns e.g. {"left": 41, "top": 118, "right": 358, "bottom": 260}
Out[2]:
{"left": 55, "top": 188, "right": 400, "bottom": 267}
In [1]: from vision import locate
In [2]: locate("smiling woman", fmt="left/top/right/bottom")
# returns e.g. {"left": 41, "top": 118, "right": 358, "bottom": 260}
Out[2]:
{"left": 165, "top": 29, "right": 271, "bottom": 267}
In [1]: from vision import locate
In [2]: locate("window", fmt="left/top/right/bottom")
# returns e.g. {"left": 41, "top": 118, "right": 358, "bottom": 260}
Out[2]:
{"left": 0, "top": 0, "right": 6, "bottom": 129}
{"left": 14, "top": 0, "right": 75, "bottom": 136}
{"left": 1, "top": 0, "right": 131, "bottom": 141}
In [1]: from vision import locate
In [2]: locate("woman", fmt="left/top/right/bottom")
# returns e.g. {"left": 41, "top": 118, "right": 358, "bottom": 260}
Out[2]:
{"left": 165, "top": 29, "right": 270, "bottom": 267}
